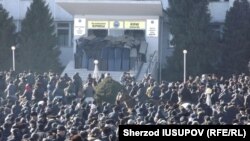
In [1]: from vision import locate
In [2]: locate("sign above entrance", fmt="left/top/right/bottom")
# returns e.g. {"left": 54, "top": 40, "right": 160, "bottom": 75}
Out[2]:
{"left": 146, "top": 19, "right": 159, "bottom": 37}
{"left": 74, "top": 18, "right": 86, "bottom": 36}
{"left": 124, "top": 21, "right": 145, "bottom": 30}
{"left": 88, "top": 21, "right": 109, "bottom": 29}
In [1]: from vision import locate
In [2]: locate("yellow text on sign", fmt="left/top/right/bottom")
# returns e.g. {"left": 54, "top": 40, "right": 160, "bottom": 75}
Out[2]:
{"left": 124, "top": 21, "right": 145, "bottom": 29}
{"left": 88, "top": 21, "right": 109, "bottom": 29}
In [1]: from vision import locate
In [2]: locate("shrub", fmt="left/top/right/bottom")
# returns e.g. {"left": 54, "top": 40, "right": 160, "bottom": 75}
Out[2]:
{"left": 95, "top": 77, "right": 123, "bottom": 104}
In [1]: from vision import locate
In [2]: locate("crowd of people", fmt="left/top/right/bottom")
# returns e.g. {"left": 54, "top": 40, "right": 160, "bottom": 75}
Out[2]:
{"left": 0, "top": 70, "right": 250, "bottom": 141}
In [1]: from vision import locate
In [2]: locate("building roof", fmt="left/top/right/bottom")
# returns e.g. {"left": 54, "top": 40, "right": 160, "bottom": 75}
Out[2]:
{"left": 56, "top": 0, "right": 163, "bottom": 16}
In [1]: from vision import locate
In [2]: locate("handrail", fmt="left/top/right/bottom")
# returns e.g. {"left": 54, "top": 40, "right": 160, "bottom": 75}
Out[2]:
{"left": 135, "top": 61, "right": 143, "bottom": 81}
{"left": 146, "top": 50, "right": 157, "bottom": 75}
{"left": 135, "top": 52, "right": 156, "bottom": 81}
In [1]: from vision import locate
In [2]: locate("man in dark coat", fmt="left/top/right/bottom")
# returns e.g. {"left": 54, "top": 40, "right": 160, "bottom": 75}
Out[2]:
{"left": 11, "top": 101, "right": 21, "bottom": 117}
{"left": 0, "top": 127, "right": 3, "bottom": 141}
{"left": 150, "top": 82, "right": 161, "bottom": 100}
{"left": 245, "top": 94, "right": 250, "bottom": 109}
{"left": 129, "top": 82, "right": 138, "bottom": 97}
{"left": 55, "top": 125, "right": 66, "bottom": 141}
{"left": 32, "top": 83, "right": 45, "bottom": 103}
{"left": 0, "top": 73, "right": 6, "bottom": 98}
{"left": 5, "top": 81, "right": 16, "bottom": 100}
{"left": 160, "top": 84, "right": 173, "bottom": 103}
{"left": 178, "top": 83, "right": 192, "bottom": 103}
{"left": 231, "top": 91, "right": 244, "bottom": 108}
{"left": 133, "top": 83, "right": 147, "bottom": 102}
{"left": 7, "top": 128, "right": 22, "bottom": 141}
{"left": 169, "top": 87, "right": 178, "bottom": 104}
{"left": 73, "top": 72, "right": 82, "bottom": 96}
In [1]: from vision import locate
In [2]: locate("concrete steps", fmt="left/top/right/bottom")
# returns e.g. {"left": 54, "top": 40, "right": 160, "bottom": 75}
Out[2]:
{"left": 136, "top": 62, "right": 149, "bottom": 82}
{"left": 61, "top": 61, "right": 136, "bottom": 83}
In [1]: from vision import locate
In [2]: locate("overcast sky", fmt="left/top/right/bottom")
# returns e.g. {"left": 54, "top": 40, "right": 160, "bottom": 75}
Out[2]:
{"left": 161, "top": 0, "right": 169, "bottom": 10}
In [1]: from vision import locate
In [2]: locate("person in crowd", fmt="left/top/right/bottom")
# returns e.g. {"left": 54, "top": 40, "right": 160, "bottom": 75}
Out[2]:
{"left": 52, "top": 82, "right": 65, "bottom": 103}
{"left": 32, "top": 83, "right": 44, "bottom": 104}
{"left": 73, "top": 73, "right": 82, "bottom": 97}
{"left": 55, "top": 125, "right": 66, "bottom": 141}
{"left": 21, "top": 83, "right": 33, "bottom": 102}
{"left": 98, "top": 73, "right": 105, "bottom": 84}
{"left": 0, "top": 73, "right": 6, "bottom": 97}
{"left": 64, "top": 81, "right": 76, "bottom": 104}
{"left": 0, "top": 70, "right": 250, "bottom": 141}
{"left": 83, "top": 82, "right": 95, "bottom": 104}
{"left": 0, "top": 127, "right": 3, "bottom": 141}
{"left": 5, "top": 81, "right": 17, "bottom": 101}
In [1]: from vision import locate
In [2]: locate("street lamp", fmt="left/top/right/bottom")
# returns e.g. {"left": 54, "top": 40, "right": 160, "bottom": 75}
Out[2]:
{"left": 183, "top": 50, "right": 187, "bottom": 83}
{"left": 11, "top": 46, "right": 16, "bottom": 71}
{"left": 93, "top": 60, "right": 99, "bottom": 80}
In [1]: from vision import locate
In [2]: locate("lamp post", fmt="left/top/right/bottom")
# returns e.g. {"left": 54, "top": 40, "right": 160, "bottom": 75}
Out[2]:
{"left": 93, "top": 60, "right": 99, "bottom": 81}
{"left": 11, "top": 46, "right": 16, "bottom": 71}
{"left": 183, "top": 50, "right": 187, "bottom": 83}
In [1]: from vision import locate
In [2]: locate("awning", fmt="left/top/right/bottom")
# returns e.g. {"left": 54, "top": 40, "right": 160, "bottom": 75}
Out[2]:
{"left": 56, "top": 0, "right": 163, "bottom": 16}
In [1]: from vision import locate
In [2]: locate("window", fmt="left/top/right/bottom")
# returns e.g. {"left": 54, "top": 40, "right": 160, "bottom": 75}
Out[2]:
{"left": 109, "top": 29, "right": 124, "bottom": 37}
{"left": 56, "top": 22, "right": 72, "bottom": 47}
{"left": 57, "top": 29, "right": 69, "bottom": 47}
{"left": 124, "top": 30, "right": 145, "bottom": 40}
{"left": 88, "top": 29, "right": 108, "bottom": 38}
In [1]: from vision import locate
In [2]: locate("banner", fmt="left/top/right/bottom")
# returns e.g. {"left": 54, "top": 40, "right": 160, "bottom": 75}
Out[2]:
{"left": 125, "top": 21, "right": 145, "bottom": 29}
{"left": 146, "top": 19, "right": 158, "bottom": 37}
{"left": 74, "top": 18, "right": 86, "bottom": 36}
{"left": 88, "top": 21, "right": 109, "bottom": 29}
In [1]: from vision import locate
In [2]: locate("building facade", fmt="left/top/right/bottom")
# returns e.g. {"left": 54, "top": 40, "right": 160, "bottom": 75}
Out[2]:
{"left": 0, "top": 0, "right": 240, "bottom": 80}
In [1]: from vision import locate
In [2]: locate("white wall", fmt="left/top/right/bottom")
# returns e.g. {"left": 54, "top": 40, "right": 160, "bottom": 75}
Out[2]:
{"left": 209, "top": 1, "right": 230, "bottom": 23}
{"left": 229, "top": 0, "right": 235, "bottom": 7}
{"left": 1, "top": 0, "right": 73, "bottom": 66}
{"left": 1, "top": 0, "right": 73, "bottom": 21}
{"left": 146, "top": 37, "right": 158, "bottom": 59}
{"left": 0, "top": 1, "right": 91, "bottom": 20}
{"left": 208, "top": 0, "right": 249, "bottom": 23}
{"left": 59, "top": 47, "right": 74, "bottom": 66}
